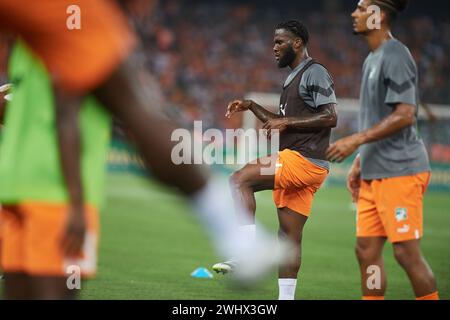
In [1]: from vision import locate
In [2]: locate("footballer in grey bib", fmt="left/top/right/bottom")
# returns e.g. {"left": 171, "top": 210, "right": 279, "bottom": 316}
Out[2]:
{"left": 359, "top": 38, "right": 430, "bottom": 180}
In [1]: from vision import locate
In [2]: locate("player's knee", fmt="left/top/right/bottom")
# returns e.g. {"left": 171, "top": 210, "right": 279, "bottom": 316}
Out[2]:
{"left": 355, "top": 244, "right": 364, "bottom": 261}
{"left": 355, "top": 242, "right": 377, "bottom": 263}
{"left": 229, "top": 171, "right": 240, "bottom": 188}
{"left": 230, "top": 170, "right": 248, "bottom": 189}
{"left": 393, "top": 244, "right": 417, "bottom": 268}
{"left": 278, "top": 227, "right": 302, "bottom": 245}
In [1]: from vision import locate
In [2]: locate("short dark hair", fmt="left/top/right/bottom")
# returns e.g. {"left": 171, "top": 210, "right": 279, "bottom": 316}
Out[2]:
{"left": 372, "top": 0, "right": 409, "bottom": 24}
{"left": 276, "top": 20, "right": 309, "bottom": 46}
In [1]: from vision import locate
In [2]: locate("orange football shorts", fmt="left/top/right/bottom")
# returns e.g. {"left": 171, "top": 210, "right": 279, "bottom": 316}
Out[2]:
{"left": 0, "top": 0, "right": 136, "bottom": 94}
{"left": 0, "top": 202, "right": 99, "bottom": 278}
{"left": 273, "top": 149, "right": 328, "bottom": 217}
{"left": 356, "top": 172, "right": 431, "bottom": 243}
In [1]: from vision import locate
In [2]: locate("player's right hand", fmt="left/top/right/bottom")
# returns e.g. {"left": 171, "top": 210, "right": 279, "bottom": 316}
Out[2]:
{"left": 61, "top": 205, "right": 87, "bottom": 257}
{"left": 347, "top": 157, "right": 361, "bottom": 203}
{"left": 225, "top": 100, "right": 252, "bottom": 118}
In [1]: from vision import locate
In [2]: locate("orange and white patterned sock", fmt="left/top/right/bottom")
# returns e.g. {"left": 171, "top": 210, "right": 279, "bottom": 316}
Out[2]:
{"left": 362, "top": 296, "right": 385, "bottom": 300}
{"left": 416, "top": 292, "right": 439, "bottom": 300}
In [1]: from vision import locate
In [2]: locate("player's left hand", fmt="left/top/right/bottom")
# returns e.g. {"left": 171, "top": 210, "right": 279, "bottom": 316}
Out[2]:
{"left": 262, "top": 118, "right": 289, "bottom": 139}
{"left": 326, "top": 135, "right": 361, "bottom": 163}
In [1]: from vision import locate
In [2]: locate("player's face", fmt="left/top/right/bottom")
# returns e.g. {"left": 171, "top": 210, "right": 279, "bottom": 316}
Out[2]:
{"left": 351, "top": 0, "right": 374, "bottom": 35}
{"left": 273, "top": 29, "right": 298, "bottom": 68}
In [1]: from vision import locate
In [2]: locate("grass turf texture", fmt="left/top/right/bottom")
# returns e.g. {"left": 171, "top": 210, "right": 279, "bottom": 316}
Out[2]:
{"left": 72, "top": 173, "right": 449, "bottom": 299}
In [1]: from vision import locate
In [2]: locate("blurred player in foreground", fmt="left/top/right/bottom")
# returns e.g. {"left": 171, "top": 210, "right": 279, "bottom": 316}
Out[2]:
{"left": 214, "top": 20, "right": 338, "bottom": 300}
{"left": 0, "top": 82, "right": 12, "bottom": 281}
{"left": 327, "top": 0, "right": 439, "bottom": 300}
{"left": 0, "top": 0, "right": 287, "bottom": 298}
{"left": 0, "top": 41, "right": 110, "bottom": 299}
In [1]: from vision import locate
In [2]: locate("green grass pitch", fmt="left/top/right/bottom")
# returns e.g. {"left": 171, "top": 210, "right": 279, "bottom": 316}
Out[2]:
{"left": 79, "top": 173, "right": 449, "bottom": 300}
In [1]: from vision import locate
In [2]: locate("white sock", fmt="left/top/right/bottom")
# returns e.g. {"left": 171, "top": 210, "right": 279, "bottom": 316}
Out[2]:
{"left": 190, "top": 177, "right": 255, "bottom": 258}
{"left": 239, "top": 224, "right": 256, "bottom": 243}
{"left": 278, "top": 278, "right": 297, "bottom": 300}
{"left": 224, "top": 224, "right": 256, "bottom": 261}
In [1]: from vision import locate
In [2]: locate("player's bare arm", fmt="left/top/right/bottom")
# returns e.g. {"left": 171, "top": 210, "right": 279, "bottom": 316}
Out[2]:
{"left": 263, "top": 103, "right": 337, "bottom": 138}
{"left": 327, "top": 103, "right": 415, "bottom": 163}
{"left": 225, "top": 99, "right": 281, "bottom": 122}
{"left": 54, "top": 91, "right": 86, "bottom": 257}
